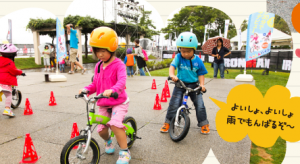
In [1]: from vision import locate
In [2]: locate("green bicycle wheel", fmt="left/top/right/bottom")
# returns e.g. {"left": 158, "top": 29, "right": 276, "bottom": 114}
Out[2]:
{"left": 123, "top": 116, "right": 137, "bottom": 149}
{"left": 60, "top": 135, "right": 100, "bottom": 164}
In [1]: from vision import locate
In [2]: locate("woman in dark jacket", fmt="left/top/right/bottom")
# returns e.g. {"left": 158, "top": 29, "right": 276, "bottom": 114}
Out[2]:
{"left": 211, "top": 38, "right": 231, "bottom": 79}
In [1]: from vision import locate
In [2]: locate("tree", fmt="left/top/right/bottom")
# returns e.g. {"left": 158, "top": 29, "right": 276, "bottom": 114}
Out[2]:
{"left": 234, "top": 15, "right": 291, "bottom": 35}
{"left": 26, "top": 18, "right": 57, "bottom": 44}
{"left": 160, "top": 6, "right": 237, "bottom": 49}
{"left": 241, "top": 20, "right": 248, "bottom": 32}
{"left": 274, "top": 15, "right": 291, "bottom": 35}
{"left": 137, "top": 10, "right": 159, "bottom": 39}
{"left": 64, "top": 15, "right": 105, "bottom": 58}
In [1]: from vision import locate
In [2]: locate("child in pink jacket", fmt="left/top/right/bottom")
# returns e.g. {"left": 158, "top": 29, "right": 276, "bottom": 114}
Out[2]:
{"left": 79, "top": 27, "right": 130, "bottom": 164}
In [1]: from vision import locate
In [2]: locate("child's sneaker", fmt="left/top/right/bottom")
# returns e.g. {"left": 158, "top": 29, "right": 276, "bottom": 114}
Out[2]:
{"left": 160, "top": 123, "right": 169, "bottom": 133}
{"left": 3, "top": 109, "right": 15, "bottom": 117}
{"left": 201, "top": 124, "right": 210, "bottom": 134}
{"left": 81, "top": 68, "right": 87, "bottom": 75}
{"left": 116, "top": 150, "right": 131, "bottom": 164}
{"left": 105, "top": 139, "right": 115, "bottom": 154}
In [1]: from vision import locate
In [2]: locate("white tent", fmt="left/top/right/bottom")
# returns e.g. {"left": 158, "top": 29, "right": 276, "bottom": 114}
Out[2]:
{"left": 230, "top": 28, "right": 292, "bottom": 50}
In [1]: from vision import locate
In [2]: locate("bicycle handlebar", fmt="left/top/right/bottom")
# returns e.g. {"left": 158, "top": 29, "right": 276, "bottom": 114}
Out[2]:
{"left": 167, "top": 76, "right": 206, "bottom": 93}
{"left": 75, "top": 91, "right": 119, "bottom": 100}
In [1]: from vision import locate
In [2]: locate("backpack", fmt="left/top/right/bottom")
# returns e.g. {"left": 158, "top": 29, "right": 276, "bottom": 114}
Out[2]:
{"left": 142, "top": 49, "right": 148, "bottom": 61}
{"left": 126, "top": 54, "right": 135, "bottom": 66}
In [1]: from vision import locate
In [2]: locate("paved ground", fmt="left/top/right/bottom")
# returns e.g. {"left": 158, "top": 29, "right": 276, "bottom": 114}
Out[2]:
{"left": 0, "top": 66, "right": 255, "bottom": 164}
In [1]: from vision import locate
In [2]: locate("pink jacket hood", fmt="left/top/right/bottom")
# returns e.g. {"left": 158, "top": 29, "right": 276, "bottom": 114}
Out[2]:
{"left": 84, "top": 58, "right": 127, "bottom": 106}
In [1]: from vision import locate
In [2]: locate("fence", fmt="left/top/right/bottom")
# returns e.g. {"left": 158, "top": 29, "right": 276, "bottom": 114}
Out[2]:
{"left": 162, "top": 50, "right": 293, "bottom": 73}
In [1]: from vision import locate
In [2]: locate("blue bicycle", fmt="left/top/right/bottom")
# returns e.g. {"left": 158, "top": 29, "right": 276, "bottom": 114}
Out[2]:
{"left": 167, "top": 76, "right": 206, "bottom": 142}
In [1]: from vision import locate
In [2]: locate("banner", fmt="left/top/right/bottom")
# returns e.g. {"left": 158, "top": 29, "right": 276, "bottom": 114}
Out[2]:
{"left": 163, "top": 50, "right": 293, "bottom": 71}
{"left": 245, "top": 12, "right": 275, "bottom": 61}
{"left": 224, "top": 19, "right": 230, "bottom": 38}
{"left": 56, "top": 18, "right": 67, "bottom": 62}
{"left": 7, "top": 19, "right": 12, "bottom": 43}
{"left": 238, "top": 28, "right": 242, "bottom": 50}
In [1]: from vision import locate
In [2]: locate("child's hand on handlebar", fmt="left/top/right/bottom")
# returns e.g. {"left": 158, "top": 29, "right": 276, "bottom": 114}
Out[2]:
{"left": 200, "top": 85, "right": 206, "bottom": 92}
{"left": 171, "top": 76, "right": 178, "bottom": 82}
{"left": 103, "top": 89, "right": 113, "bottom": 97}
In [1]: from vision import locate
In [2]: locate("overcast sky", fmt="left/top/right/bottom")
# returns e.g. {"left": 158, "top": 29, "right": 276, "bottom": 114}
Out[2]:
{"left": 0, "top": 0, "right": 181, "bottom": 46}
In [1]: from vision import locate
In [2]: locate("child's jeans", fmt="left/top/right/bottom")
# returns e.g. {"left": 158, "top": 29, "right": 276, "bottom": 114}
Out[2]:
{"left": 165, "top": 82, "right": 209, "bottom": 127}
{"left": 2, "top": 91, "right": 12, "bottom": 108}
{"left": 127, "top": 66, "right": 134, "bottom": 76}
{"left": 214, "top": 62, "right": 224, "bottom": 78}
{"left": 59, "top": 64, "right": 65, "bottom": 72}
{"left": 97, "top": 102, "right": 129, "bottom": 133}
{"left": 139, "top": 68, "right": 145, "bottom": 76}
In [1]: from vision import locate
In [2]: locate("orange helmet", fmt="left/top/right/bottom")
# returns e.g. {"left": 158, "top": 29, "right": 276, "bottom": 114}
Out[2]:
{"left": 89, "top": 27, "right": 118, "bottom": 52}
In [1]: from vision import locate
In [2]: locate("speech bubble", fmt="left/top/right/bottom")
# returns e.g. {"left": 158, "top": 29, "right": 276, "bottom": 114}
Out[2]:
{"left": 210, "top": 84, "right": 300, "bottom": 148}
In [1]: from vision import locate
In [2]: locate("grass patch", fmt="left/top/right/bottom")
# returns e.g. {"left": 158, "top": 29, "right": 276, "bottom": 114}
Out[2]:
{"left": 148, "top": 62, "right": 288, "bottom": 164}
{"left": 82, "top": 54, "right": 98, "bottom": 63}
{"left": 15, "top": 57, "right": 45, "bottom": 70}
{"left": 15, "top": 54, "right": 98, "bottom": 70}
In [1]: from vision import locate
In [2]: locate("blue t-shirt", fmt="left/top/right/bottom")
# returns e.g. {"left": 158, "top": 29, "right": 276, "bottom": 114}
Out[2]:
{"left": 171, "top": 53, "right": 208, "bottom": 83}
{"left": 70, "top": 28, "right": 78, "bottom": 49}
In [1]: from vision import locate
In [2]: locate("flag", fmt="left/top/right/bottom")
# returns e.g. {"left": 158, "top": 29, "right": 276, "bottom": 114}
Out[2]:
{"left": 224, "top": 19, "right": 230, "bottom": 38}
{"left": 245, "top": 12, "right": 274, "bottom": 61}
{"left": 238, "top": 28, "right": 242, "bottom": 50}
{"left": 174, "top": 32, "right": 177, "bottom": 51}
{"left": 7, "top": 19, "right": 12, "bottom": 43}
{"left": 56, "top": 18, "right": 67, "bottom": 62}
{"left": 203, "top": 25, "right": 208, "bottom": 44}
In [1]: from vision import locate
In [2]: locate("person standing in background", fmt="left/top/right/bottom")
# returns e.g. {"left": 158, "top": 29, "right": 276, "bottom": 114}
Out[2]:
{"left": 66, "top": 24, "right": 86, "bottom": 74}
{"left": 132, "top": 39, "right": 146, "bottom": 76}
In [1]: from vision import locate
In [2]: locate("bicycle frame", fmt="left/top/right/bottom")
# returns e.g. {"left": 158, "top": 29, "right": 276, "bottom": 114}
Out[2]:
{"left": 173, "top": 80, "right": 202, "bottom": 125}
{"left": 78, "top": 94, "right": 136, "bottom": 155}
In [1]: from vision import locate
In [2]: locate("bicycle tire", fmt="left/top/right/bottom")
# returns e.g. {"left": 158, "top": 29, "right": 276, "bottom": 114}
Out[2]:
{"left": 123, "top": 116, "right": 137, "bottom": 149}
{"left": 60, "top": 135, "right": 100, "bottom": 164}
{"left": 11, "top": 90, "right": 22, "bottom": 109}
{"left": 169, "top": 112, "right": 190, "bottom": 142}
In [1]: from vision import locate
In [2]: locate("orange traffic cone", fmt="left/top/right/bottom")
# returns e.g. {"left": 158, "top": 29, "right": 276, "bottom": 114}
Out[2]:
{"left": 19, "top": 133, "right": 41, "bottom": 164}
{"left": 160, "top": 88, "right": 167, "bottom": 102}
{"left": 153, "top": 94, "right": 162, "bottom": 110}
{"left": 49, "top": 91, "right": 57, "bottom": 106}
{"left": 24, "top": 98, "right": 33, "bottom": 115}
{"left": 151, "top": 79, "right": 157, "bottom": 90}
{"left": 164, "top": 80, "right": 170, "bottom": 98}
{"left": 70, "top": 122, "right": 80, "bottom": 149}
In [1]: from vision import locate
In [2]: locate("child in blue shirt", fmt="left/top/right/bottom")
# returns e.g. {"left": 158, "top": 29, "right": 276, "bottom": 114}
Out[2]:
{"left": 160, "top": 32, "right": 210, "bottom": 134}
{"left": 124, "top": 48, "right": 136, "bottom": 77}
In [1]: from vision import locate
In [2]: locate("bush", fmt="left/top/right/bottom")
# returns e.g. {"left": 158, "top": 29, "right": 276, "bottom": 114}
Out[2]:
{"left": 148, "top": 55, "right": 157, "bottom": 59}
{"left": 116, "top": 47, "right": 126, "bottom": 60}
